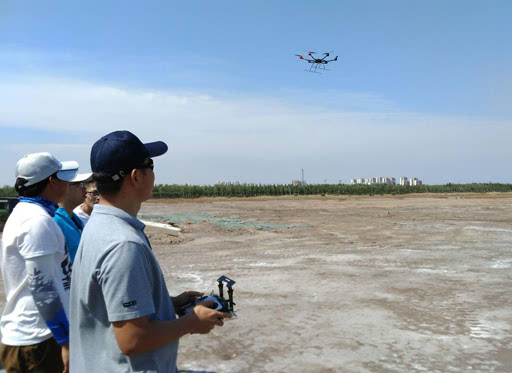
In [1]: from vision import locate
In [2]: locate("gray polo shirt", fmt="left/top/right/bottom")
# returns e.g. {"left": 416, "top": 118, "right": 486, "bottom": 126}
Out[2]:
{"left": 70, "top": 205, "right": 178, "bottom": 373}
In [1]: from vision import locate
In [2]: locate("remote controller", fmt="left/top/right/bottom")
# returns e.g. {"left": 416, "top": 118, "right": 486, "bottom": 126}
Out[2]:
{"left": 178, "top": 275, "right": 237, "bottom": 318}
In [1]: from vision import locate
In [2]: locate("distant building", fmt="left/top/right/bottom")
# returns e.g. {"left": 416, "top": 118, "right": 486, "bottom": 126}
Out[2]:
{"left": 350, "top": 176, "right": 422, "bottom": 186}
{"left": 351, "top": 178, "right": 365, "bottom": 185}
{"left": 215, "top": 181, "right": 253, "bottom": 186}
{"left": 409, "top": 177, "right": 422, "bottom": 186}
{"left": 292, "top": 179, "right": 303, "bottom": 186}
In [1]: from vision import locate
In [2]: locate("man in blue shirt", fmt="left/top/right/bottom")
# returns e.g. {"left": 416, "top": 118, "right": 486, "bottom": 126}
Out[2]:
{"left": 53, "top": 173, "right": 92, "bottom": 263}
{"left": 70, "top": 131, "right": 231, "bottom": 373}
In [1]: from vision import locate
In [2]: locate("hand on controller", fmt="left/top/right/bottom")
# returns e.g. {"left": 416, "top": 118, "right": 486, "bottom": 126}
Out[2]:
{"left": 186, "top": 300, "right": 233, "bottom": 334}
{"left": 172, "top": 290, "right": 204, "bottom": 310}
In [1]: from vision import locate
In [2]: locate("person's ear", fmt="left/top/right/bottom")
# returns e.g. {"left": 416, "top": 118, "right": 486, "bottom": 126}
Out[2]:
{"left": 129, "top": 169, "right": 142, "bottom": 186}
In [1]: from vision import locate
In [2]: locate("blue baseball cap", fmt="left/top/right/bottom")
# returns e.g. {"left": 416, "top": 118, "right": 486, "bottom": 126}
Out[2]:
{"left": 91, "top": 130, "right": 167, "bottom": 180}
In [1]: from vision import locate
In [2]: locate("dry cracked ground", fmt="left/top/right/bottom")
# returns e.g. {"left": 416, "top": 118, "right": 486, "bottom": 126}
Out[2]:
{"left": 1, "top": 194, "right": 512, "bottom": 372}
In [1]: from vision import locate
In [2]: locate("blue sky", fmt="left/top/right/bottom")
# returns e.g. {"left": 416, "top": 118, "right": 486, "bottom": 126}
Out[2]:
{"left": 1, "top": 0, "right": 511, "bottom": 185}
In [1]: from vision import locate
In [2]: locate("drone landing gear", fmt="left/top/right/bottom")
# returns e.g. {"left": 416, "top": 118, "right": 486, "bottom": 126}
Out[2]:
{"left": 307, "top": 64, "right": 330, "bottom": 74}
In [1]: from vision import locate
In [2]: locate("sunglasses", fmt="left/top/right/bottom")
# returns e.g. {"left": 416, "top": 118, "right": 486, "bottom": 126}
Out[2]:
{"left": 137, "top": 158, "right": 154, "bottom": 171}
{"left": 111, "top": 159, "right": 154, "bottom": 181}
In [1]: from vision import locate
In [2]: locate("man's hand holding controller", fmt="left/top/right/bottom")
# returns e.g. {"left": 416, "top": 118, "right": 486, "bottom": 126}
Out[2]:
{"left": 185, "top": 299, "right": 233, "bottom": 334}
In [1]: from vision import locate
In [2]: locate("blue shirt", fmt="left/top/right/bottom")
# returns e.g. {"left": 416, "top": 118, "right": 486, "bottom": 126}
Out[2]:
{"left": 69, "top": 205, "right": 178, "bottom": 373}
{"left": 53, "top": 207, "right": 84, "bottom": 264}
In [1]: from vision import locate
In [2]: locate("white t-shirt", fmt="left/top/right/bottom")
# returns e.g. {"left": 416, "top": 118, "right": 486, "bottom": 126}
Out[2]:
{"left": 73, "top": 205, "right": 90, "bottom": 226}
{"left": 0, "top": 202, "right": 71, "bottom": 346}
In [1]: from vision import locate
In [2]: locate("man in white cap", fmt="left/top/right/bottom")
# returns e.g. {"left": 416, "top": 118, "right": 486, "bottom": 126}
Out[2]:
{"left": 0, "top": 152, "right": 78, "bottom": 373}
{"left": 54, "top": 172, "right": 93, "bottom": 264}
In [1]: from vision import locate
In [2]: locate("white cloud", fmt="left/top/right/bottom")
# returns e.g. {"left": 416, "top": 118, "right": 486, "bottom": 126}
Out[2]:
{"left": 0, "top": 75, "right": 510, "bottom": 185}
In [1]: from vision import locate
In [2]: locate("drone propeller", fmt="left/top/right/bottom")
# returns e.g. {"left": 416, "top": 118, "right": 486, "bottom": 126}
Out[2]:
{"left": 308, "top": 51, "right": 317, "bottom": 56}
{"left": 294, "top": 54, "right": 304, "bottom": 59}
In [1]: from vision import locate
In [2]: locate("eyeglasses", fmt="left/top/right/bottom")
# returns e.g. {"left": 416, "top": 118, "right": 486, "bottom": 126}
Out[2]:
{"left": 85, "top": 190, "right": 99, "bottom": 197}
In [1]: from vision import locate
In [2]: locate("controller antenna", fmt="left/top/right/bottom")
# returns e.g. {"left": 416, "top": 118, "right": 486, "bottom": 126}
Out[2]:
{"left": 218, "top": 278, "right": 224, "bottom": 299}
{"left": 217, "top": 275, "right": 236, "bottom": 311}
{"left": 227, "top": 286, "right": 235, "bottom": 311}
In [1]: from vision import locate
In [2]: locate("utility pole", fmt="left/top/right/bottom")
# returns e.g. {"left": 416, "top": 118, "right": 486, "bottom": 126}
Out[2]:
{"left": 301, "top": 169, "right": 305, "bottom": 185}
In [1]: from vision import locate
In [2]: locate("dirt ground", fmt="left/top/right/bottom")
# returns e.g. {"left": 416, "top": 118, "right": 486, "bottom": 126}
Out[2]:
{"left": 2, "top": 194, "right": 512, "bottom": 372}
{"left": 136, "top": 194, "right": 512, "bottom": 372}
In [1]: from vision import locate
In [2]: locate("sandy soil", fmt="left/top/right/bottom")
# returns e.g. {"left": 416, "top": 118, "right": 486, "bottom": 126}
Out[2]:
{"left": 1, "top": 194, "right": 512, "bottom": 372}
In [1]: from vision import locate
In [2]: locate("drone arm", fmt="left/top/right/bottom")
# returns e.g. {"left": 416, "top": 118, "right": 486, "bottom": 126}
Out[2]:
{"left": 319, "top": 53, "right": 330, "bottom": 61}
{"left": 295, "top": 54, "right": 314, "bottom": 62}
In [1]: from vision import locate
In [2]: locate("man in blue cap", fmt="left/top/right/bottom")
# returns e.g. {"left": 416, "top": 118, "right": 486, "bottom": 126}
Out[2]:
{"left": 69, "top": 130, "right": 231, "bottom": 373}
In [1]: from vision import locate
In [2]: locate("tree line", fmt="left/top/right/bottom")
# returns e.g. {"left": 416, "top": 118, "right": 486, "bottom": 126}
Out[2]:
{"left": 149, "top": 183, "right": 512, "bottom": 198}
{"left": 1, "top": 183, "right": 511, "bottom": 200}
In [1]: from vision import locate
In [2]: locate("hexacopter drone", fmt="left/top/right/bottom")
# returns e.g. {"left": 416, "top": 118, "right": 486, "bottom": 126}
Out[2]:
{"left": 294, "top": 51, "right": 339, "bottom": 73}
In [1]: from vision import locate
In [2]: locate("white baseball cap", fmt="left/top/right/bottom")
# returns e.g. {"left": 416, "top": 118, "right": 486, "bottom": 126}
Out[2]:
{"left": 71, "top": 172, "right": 93, "bottom": 183}
{"left": 15, "top": 152, "right": 79, "bottom": 187}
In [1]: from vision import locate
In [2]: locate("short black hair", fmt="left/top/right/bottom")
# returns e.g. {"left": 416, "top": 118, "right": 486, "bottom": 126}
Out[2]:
{"left": 92, "top": 172, "right": 124, "bottom": 196}
{"left": 15, "top": 177, "right": 51, "bottom": 197}
{"left": 84, "top": 180, "right": 97, "bottom": 190}
{"left": 93, "top": 168, "right": 149, "bottom": 197}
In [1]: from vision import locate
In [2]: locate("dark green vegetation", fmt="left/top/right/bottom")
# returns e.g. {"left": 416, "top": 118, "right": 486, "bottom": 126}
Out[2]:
{"left": 0, "top": 196, "right": 19, "bottom": 223}
{"left": 152, "top": 183, "right": 512, "bottom": 198}
{"left": 0, "top": 186, "right": 17, "bottom": 198}
{"left": 0, "top": 200, "right": 9, "bottom": 221}
{"left": 2, "top": 183, "right": 511, "bottom": 200}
